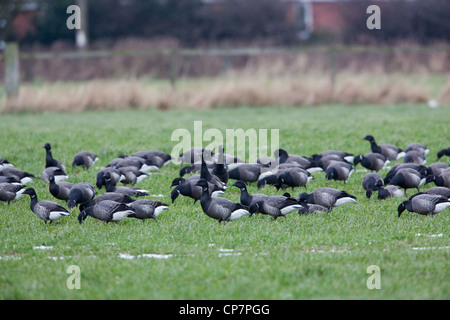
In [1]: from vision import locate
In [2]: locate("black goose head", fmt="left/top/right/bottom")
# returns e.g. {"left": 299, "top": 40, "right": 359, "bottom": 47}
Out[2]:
{"left": 325, "top": 167, "right": 337, "bottom": 180}
{"left": 397, "top": 201, "right": 408, "bottom": 217}
{"left": 377, "top": 188, "right": 390, "bottom": 200}
{"left": 424, "top": 174, "right": 435, "bottom": 185}
{"left": 23, "top": 187, "right": 37, "bottom": 198}
{"left": 363, "top": 135, "right": 375, "bottom": 143}
{"left": 248, "top": 202, "right": 260, "bottom": 216}
{"left": 274, "top": 148, "right": 289, "bottom": 163}
{"left": 353, "top": 155, "right": 364, "bottom": 166}
{"left": 194, "top": 178, "right": 209, "bottom": 190}
{"left": 43, "top": 143, "right": 52, "bottom": 151}
{"left": 231, "top": 180, "right": 247, "bottom": 190}
{"left": 170, "top": 177, "right": 186, "bottom": 188}
{"left": 170, "top": 187, "right": 181, "bottom": 203}
{"left": 298, "top": 192, "right": 309, "bottom": 203}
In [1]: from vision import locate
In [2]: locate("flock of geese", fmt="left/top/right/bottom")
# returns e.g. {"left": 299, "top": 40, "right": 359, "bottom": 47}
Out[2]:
{"left": 1, "top": 136, "right": 450, "bottom": 224}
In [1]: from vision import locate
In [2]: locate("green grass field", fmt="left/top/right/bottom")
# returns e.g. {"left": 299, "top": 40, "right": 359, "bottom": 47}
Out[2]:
{"left": 0, "top": 104, "right": 449, "bottom": 299}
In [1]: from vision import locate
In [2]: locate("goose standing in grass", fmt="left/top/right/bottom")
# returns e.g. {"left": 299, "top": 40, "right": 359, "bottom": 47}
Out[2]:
{"left": 0, "top": 182, "right": 25, "bottom": 204}
{"left": 48, "top": 175, "right": 73, "bottom": 202}
{"left": 353, "top": 153, "right": 388, "bottom": 172}
{"left": 377, "top": 185, "right": 404, "bottom": 200}
{"left": 397, "top": 193, "right": 450, "bottom": 217}
{"left": 79, "top": 192, "right": 134, "bottom": 211}
{"left": 383, "top": 163, "right": 428, "bottom": 185}
{"left": 68, "top": 182, "right": 97, "bottom": 209}
{"left": 249, "top": 195, "right": 302, "bottom": 220}
{"left": 388, "top": 168, "right": 424, "bottom": 195}
{"left": 72, "top": 151, "right": 98, "bottom": 169}
{"left": 231, "top": 180, "right": 268, "bottom": 207}
{"left": 200, "top": 155, "right": 226, "bottom": 190}
{"left": 23, "top": 188, "right": 70, "bottom": 224}
{"left": 276, "top": 167, "right": 312, "bottom": 190}
{"left": 404, "top": 150, "right": 426, "bottom": 165}
{"left": 1, "top": 167, "right": 34, "bottom": 184}
{"left": 41, "top": 167, "right": 68, "bottom": 183}
{"left": 298, "top": 202, "right": 331, "bottom": 215}
{"left": 325, "top": 161, "right": 354, "bottom": 183}
{"left": 170, "top": 176, "right": 223, "bottom": 204}
{"left": 118, "top": 166, "right": 149, "bottom": 185}
{"left": 228, "top": 163, "right": 262, "bottom": 184}
{"left": 127, "top": 199, "right": 169, "bottom": 222}
{"left": 275, "top": 148, "right": 320, "bottom": 172}
{"left": 78, "top": 200, "right": 135, "bottom": 224}
{"left": 108, "top": 156, "right": 157, "bottom": 173}
{"left": 195, "top": 179, "right": 250, "bottom": 223}
{"left": 132, "top": 150, "right": 172, "bottom": 168}
{"left": 425, "top": 171, "right": 450, "bottom": 188}
{"left": 361, "top": 173, "right": 384, "bottom": 199}
{"left": 96, "top": 167, "right": 124, "bottom": 189}
{"left": 437, "top": 146, "right": 450, "bottom": 161}
{"left": 310, "top": 150, "right": 354, "bottom": 163}
{"left": 405, "top": 143, "right": 429, "bottom": 156}
{"left": 104, "top": 172, "right": 149, "bottom": 197}
{"left": 43, "top": 143, "right": 66, "bottom": 173}
{"left": 298, "top": 187, "right": 357, "bottom": 209}
{"left": 426, "top": 162, "right": 450, "bottom": 177}
{"left": 363, "top": 135, "right": 405, "bottom": 161}
{"left": 426, "top": 186, "right": 450, "bottom": 199}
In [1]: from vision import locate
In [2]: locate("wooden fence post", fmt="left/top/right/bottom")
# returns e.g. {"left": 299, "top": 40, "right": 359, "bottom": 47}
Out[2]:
{"left": 5, "top": 42, "right": 20, "bottom": 97}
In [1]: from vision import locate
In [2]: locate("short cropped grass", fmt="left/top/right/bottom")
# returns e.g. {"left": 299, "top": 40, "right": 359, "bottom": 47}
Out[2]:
{"left": 0, "top": 104, "right": 449, "bottom": 299}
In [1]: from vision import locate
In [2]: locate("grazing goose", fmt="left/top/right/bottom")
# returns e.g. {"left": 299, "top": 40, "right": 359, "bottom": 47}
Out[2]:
{"left": 0, "top": 176, "right": 21, "bottom": 184}
{"left": 170, "top": 176, "right": 223, "bottom": 204}
{"left": 96, "top": 167, "right": 123, "bottom": 189}
{"left": 78, "top": 200, "right": 135, "bottom": 224}
{"left": 353, "top": 153, "right": 388, "bottom": 172}
{"left": 127, "top": 199, "right": 169, "bottom": 222}
{"left": 404, "top": 150, "right": 426, "bottom": 165}
{"left": 104, "top": 172, "right": 149, "bottom": 197}
{"left": 377, "top": 185, "right": 404, "bottom": 200}
{"left": 118, "top": 166, "right": 149, "bottom": 185}
{"left": 363, "top": 135, "right": 405, "bottom": 161}
{"left": 437, "top": 146, "right": 450, "bottom": 161}
{"left": 361, "top": 173, "right": 384, "bottom": 199}
{"left": 0, "top": 183, "right": 25, "bottom": 204}
{"left": 426, "top": 162, "right": 450, "bottom": 177}
{"left": 298, "top": 187, "right": 357, "bottom": 209}
{"left": 425, "top": 171, "right": 450, "bottom": 188}
{"left": 249, "top": 195, "right": 302, "bottom": 220}
{"left": 72, "top": 151, "right": 98, "bottom": 169}
{"left": 79, "top": 192, "right": 134, "bottom": 211}
{"left": 277, "top": 168, "right": 312, "bottom": 190}
{"left": 0, "top": 157, "right": 14, "bottom": 172}
{"left": 388, "top": 168, "right": 424, "bottom": 195}
{"left": 108, "top": 156, "right": 157, "bottom": 173}
{"left": 195, "top": 179, "right": 250, "bottom": 223}
{"left": 426, "top": 187, "right": 450, "bottom": 199}
{"left": 275, "top": 148, "right": 321, "bottom": 172}
{"left": 211, "top": 145, "right": 229, "bottom": 184}
{"left": 48, "top": 175, "right": 73, "bottom": 202}
{"left": 228, "top": 163, "right": 262, "bottom": 184}
{"left": 132, "top": 150, "right": 172, "bottom": 167}
{"left": 325, "top": 161, "right": 354, "bottom": 183}
{"left": 41, "top": 167, "right": 68, "bottom": 183}
{"left": 298, "top": 202, "right": 331, "bottom": 215}
{"left": 23, "top": 188, "right": 70, "bottom": 224}
{"left": 398, "top": 193, "right": 450, "bottom": 217}
{"left": 1, "top": 167, "right": 34, "bottom": 184}
{"left": 68, "top": 182, "right": 97, "bottom": 209}
{"left": 383, "top": 163, "right": 428, "bottom": 185}
{"left": 178, "top": 148, "right": 214, "bottom": 164}
{"left": 405, "top": 143, "right": 429, "bottom": 156}
{"left": 43, "top": 143, "right": 66, "bottom": 173}
{"left": 231, "top": 180, "right": 268, "bottom": 207}
{"left": 310, "top": 150, "right": 354, "bottom": 163}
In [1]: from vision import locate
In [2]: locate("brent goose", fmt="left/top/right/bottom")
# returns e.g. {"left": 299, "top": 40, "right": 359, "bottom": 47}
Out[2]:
{"left": 1, "top": 167, "right": 34, "bottom": 184}
{"left": 170, "top": 176, "right": 223, "bottom": 204}
{"left": 388, "top": 168, "right": 424, "bottom": 195}
{"left": 48, "top": 175, "right": 73, "bottom": 202}
{"left": 398, "top": 193, "right": 450, "bottom": 217}
{"left": 23, "top": 188, "right": 70, "bottom": 224}
{"left": 425, "top": 171, "right": 450, "bottom": 188}
{"left": 78, "top": 200, "right": 135, "bottom": 224}
{"left": 72, "top": 151, "right": 98, "bottom": 169}
{"left": 298, "top": 187, "right": 356, "bottom": 209}
{"left": 325, "top": 161, "right": 354, "bottom": 183}
{"left": 127, "top": 199, "right": 169, "bottom": 222}
{"left": 249, "top": 195, "right": 302, "bottom": 220}
{"left": 104, "top": 172, "right": 149, "bottom": 197}
{"left": 0, "top": 182, "right": 25, "bottom": 204}
{"left": 195, "top": 179, "right": 250, "bottom": 223}
{"left": 377, "top": 185, "right": 404, "bottom": 200}
{"left": 437, "top": 146, "right": 450, "bottom": 161}
{"left": 231, "top": 180, "right": 268, "bottom": 207}
{"left": 361, "top": 173, "right": 384, "bottom": 199}
{"left": 363, "top": 135, "right": 405, "bottom": 161}
{"left": 68, "top": 182, "right": 97, "bottom": 209}
{"left": 43, "top": 143, "right": 66, "bottom": 173}
{"left": 79, "top": 192, "right": 134, "bottom": 211}
{"left": 41, "top": 167, "right": 68, "bottom": 183}
{"left": 353, "top": 153, "right": 388, "bottom": 172}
